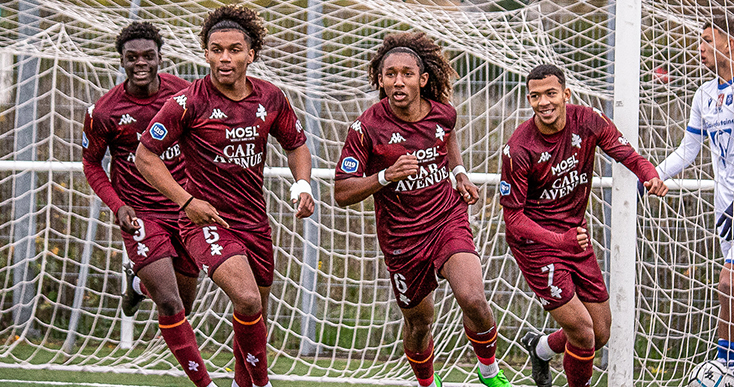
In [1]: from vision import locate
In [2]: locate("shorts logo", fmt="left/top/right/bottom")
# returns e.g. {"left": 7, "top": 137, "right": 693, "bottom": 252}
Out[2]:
{"left": 341, "top": 157, "right": 359, "bottom": 173}
{"left": 150, "top": 123, "right": 168, "bottom": 141}
{"left": 82, "top": 132, "right": 89, "bottom": 148}
{"left": 500, "top": 181, "right": 511, "bottom": 196}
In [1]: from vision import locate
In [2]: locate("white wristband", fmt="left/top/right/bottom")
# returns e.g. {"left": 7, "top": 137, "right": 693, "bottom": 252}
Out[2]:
{"left": 377, "top": 169, "right": 390, "bottom": 186}
{"left": 452, "top": 165, "right": 467, "bottom": 177}
{"left": 289, "top": 179, "right": 312, "bottom": 202}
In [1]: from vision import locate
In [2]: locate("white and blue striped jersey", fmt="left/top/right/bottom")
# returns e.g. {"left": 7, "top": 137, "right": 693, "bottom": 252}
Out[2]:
{"left": 657, "top": 78, "right": 734, "bottom": 257}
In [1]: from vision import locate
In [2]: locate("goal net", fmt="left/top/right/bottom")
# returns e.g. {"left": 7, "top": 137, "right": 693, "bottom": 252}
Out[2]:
{"left": 0, "top": 0, "right": 727, "bottom": 385}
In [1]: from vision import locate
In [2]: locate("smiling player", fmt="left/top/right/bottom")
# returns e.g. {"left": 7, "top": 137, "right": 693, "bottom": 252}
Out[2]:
{"left": 500, "top": 64, "right": 667, "bottom": 387}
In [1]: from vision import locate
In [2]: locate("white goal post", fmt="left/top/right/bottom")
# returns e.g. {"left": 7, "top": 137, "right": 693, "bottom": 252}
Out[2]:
{"left": 0, "top": 0, "right": 728, "bottom": 386}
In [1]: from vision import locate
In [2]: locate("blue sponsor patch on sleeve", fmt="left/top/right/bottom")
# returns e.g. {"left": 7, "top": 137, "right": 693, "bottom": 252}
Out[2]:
{"left": 341, "top": 157, "right": 359, "bottom": 173}
{"left": 82, "top": 132, "right": 89, "bottom": 148}
{"left": 500, "top": 181, "right": 511, "bottom": 196}
{"left": 149, "top": 122, "right": 168, "bottom": 141}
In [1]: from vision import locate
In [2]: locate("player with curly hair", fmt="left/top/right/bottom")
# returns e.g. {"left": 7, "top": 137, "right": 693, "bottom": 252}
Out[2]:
{"left": 334, "top": 32, "right": 511, "bottom": 387}
{"left": 83, "top": 21, "right": 217, "bottom": 387}
{"left": 136, "top": 5, "right": 314, "bottom": 387}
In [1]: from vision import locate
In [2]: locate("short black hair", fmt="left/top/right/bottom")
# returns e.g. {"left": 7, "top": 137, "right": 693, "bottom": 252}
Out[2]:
{"left": 526, "top": 64, "right": 566, "bottom": 89}
{"left": 199, "top": 4, "right": 267, "bottom": 61}
{"left": 115, "top": 21, "right": 163, "bottom": 55}
{"left": 703, "top": 13, "right": 734, "bottom": 39}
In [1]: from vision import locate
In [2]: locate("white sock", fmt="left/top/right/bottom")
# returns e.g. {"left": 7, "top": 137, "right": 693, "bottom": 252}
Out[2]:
{"left": 206, "top": 382, "right": 216, "bottom": 387}
{"left": 535, "top": 335, "right": 556, "bottom": 361}
{"left": 131, "top": 277, "right": 142, "bottom": 295}
{"left": 231, "top": 381, "right": 239, "bottom": 387}
{"left": 479, "top": 361, "right": 499, "bottom": 379}
{"left": 254, "top": 382, "right": 272, "bottom": 387}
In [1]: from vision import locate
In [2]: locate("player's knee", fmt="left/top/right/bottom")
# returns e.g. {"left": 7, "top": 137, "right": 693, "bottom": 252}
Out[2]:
{"left": 404, "top": 316, "right": 433, "bottom": 339}
{"left": 594, "top": 330, "right": 610, "bottom": 350}
{"left": 458, "top": 294, "right": 490, "bottom": 322}
{"left": 155, "top": 294, "right": 184, "bottom": 316}
{"left": 720, "top": 272, "right": 734, "bottom": 296}
{"left": 231, "top": 291, "right": 263, "bottom": 316}
{"left": 564, "top": 319, "right": 596, "bottom": 348}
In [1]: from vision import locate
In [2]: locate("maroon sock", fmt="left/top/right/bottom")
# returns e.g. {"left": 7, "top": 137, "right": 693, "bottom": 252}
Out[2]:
{"left": 159, "top": 311, "right": 212, "bottom": 387}
{"left": 233, "top": 310, "right": 268, "bottom": 387}
{"left": 465, "top": 323, "right": 498, "bottom": 365}
{"left": 233, "top": 339, "right": 253, "bottom": 387}
{"left": 404, "top": 339, "right": 434, "bottom": 386}
{"left": 564, "top": 342, "right": 595, "bottom": 387}
{"left": 547, "top": 329, "right": 567, "bottom": 354}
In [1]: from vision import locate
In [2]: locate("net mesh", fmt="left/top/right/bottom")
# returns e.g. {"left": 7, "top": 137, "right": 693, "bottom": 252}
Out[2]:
{"left": 0, "top": 0, "right": 730, "bottom": 385}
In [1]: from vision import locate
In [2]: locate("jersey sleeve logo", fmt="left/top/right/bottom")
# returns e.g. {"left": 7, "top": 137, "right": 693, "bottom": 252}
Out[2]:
{"left": 150, "top": 122, "right": 168, "bottom": 141}
{"left": 341, "top": 157, "right": 359, "bottom": 173}
{"left": 500, "top": 181, "right": 511, "bottom": 196}
{"left": 503, "top": 145, "right": 511, "bottom": 157}
{"left": 82, "top": 132, "right": 89, "bottom": 148}
{"left": 351, "top": 120, "right": 363, "bottom": 134}
{"left": 87, "top": 104, "right": 95, "bottom": 116}
{"left": 617, "top": 136, "right": 629, "bottom": 146}
{"left": 174, "top": 95, "right": 187, "bottom": 110}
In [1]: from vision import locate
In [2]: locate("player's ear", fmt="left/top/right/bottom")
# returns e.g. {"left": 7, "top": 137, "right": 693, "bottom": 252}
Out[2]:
{"left": 563, "top": 88, "right": 571, "bottom": 103}
{"left": 247, "top": 48, "right": 254, "bottom": 65}
{"left": 378, "top": 73, "right": 384, "bottom": 88}
{"left": 419, "top": 72, "right": 428, "bottom": 88}
{"left": 204, "top": 49, "right": 211, "bottom": 65}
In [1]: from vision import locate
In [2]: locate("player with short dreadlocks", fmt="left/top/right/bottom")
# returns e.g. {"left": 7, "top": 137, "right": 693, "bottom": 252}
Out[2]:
{"left": 136, "top": 5, "right": 314, "bottom": 387}
{"left": 83, "top": 21, "right": 216, "bottom": 386}
{"left": 335, "top": 32, "right": 512, "bottom": 387}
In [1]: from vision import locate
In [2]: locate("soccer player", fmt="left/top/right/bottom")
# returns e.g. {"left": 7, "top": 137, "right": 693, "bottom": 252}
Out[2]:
{"left": 334, "top": 32, "right": 511, "bottom": 387}
{"left": 135, "top": 5, "right": 314, "bottom": 387}
{"left": 500, "top": 64, "right": 668, "bottom": 387}
{"left": 82, "top": 22, "right": 216, "bottom": 387}
{"left": 652, "top": 13, "right": 734, "bottom": 369}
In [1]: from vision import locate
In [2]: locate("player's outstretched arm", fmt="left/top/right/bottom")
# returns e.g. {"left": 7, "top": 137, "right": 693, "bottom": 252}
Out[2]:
{"left": 334, "top": 154, "right": 418, "bottom": 207}
{"left": 643, "top": 177, "right": 669, "bottom": 197}
{"left": 135, "top": 143, "right": 228, "bottom": 228}
{"left": 285, "top": 144, "right": 314, "bottom": 219}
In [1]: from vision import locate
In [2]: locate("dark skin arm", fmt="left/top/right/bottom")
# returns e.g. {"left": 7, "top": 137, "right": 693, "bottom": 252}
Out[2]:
{"left": 116, "top": 205, "right": 140, "bottom": 235}
{"left": 334, "top": 154, "right": 418, "bottom": 207}
{"left": 445, "top": 130, "right": 478, "bottom": 204}
{"left": 135, "top": 143, "right": 229, "bottom": 228}
{"left": 285, "top": 143, "right": 315, "bottom": 218}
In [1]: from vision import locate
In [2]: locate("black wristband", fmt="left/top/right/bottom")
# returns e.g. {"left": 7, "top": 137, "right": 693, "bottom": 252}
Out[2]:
{"left": 180, "top": 196, "right": 194, "bottom": 211}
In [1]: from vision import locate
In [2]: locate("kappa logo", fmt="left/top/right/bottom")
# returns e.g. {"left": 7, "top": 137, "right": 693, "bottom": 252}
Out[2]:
{"left": 149, "top": 123, "right": 168, "bottom": 141}
{"left": 351, "top": 120, "right": 363, "bottom": 134}
{"left": 503, "top": 145, "right": 510, "bottom": 157}
{"left": 82, "top": 132, "right": 89, "bottom": 148}
{"left": 341, "top": 156, "right": 359, "bottom": 173}
{"left": 296, "top": 119, "right": 303, "bottom": 133}
{"left": 174, "top": 95, "right": 187, "bottom": 109}
{"left": 618, "top": 136, "right": 629, "bottom": 145}
{"left": 256, "top": 104, "right": 267, "bottom": 121}
{"left": 87, "top": 104, "right": 95, "bottom": 116}
{"left": 499, "top": 181, "right": 511, "bottom": 196}
{"left": 538, "top": 152, "right": 551, "bottom": 163}
{"left": 388, "top": 132, "right": 406, "bottom": 144}
{"left": 209, "top": 108, "right": 227, "bottom": 120}
{"left": 435, "top": 125, "right": 446, "bottom": 141}
{"left": 118, "top": 114, "right": 136, "bottom": 126}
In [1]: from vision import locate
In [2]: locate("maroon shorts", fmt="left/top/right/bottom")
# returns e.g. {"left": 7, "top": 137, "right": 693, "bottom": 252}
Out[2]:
{"left": 121, "top": 215, "right": 199, "bottom": 278}
{"left": 510, "top": 245, "right": 609, "bottom": 310}
{"left": 384, "top": 217, "right": 477, "bottom": 309}
{"left": 179, "top": 219, "right": 274, "bottom": 287}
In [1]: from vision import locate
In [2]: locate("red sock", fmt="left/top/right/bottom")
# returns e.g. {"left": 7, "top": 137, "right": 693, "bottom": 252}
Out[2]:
{"left": 159, "top": 311, "right": 212, "bottom": 387}
{"left": 465, "top": 323, "right": 498, "bottom": 365}
{"left": 564, "top": 342, "right": 595, "bottom": 387}
{"left": 548, "top": 329, "right": 567, "bottom": 354}
{"left": 405, "top": 339, "right": 434, "bottom": 386}
{"left": 233, "top": 310, "right": 268, "bottom": 387}
{"left": 233, "top": 339, "right": 253, "bottom": 387}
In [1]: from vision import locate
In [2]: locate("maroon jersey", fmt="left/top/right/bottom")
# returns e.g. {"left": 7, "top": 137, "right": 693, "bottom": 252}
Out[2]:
{"left": 500, "top": 104, "right": 658, "bottom": 248}
{"left": 140, "top": 75, "right": 306, "bottom": 229}
{"left": 335, "top": 98, "right": 467, "bottom": 256}
{"left": 82, "top": 73, "right": 190, "bottom": 217}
